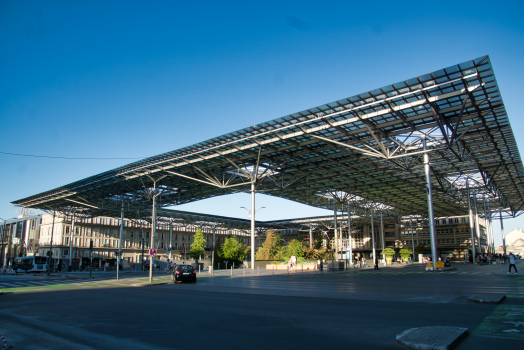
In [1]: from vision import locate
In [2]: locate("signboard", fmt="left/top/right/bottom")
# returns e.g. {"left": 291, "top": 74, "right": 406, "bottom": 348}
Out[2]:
{"left": 12, "top": 237, "right": 20, "bottom": 245}
{"left": 180, "top": 246, "right": 186, "bottom": 254}
{"left": 425, "top": 262, "right": 433, "bottom": 271}
{"left": 149, "top": 248, "right": 157, "bottom": 257}
{"left": 435, "top": 262, "right": 444, "bottom": 269}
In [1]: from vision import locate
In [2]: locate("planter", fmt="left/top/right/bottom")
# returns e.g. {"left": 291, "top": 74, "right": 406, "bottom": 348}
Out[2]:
{"left": 386, "top": 257, "right": 393, "bottom": 264}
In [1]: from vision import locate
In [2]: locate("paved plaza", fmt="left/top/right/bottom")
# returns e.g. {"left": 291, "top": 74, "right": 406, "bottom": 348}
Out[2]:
{"left": 0, "top": 261, "right": 523, "bottom": 349}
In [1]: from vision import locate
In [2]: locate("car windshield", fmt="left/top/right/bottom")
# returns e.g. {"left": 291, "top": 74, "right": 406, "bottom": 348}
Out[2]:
{"left": 177, "top": 265, "right": 193, "bottom": 271}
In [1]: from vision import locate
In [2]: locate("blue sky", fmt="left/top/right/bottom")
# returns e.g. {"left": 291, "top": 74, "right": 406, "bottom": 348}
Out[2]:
{"left": 1, "top": 0, "right": 524, "bottom": 246}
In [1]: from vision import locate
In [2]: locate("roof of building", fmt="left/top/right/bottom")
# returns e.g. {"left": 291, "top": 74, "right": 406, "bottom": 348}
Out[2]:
{"left": 11, "top": 55, "right": 524, "bottom": 220}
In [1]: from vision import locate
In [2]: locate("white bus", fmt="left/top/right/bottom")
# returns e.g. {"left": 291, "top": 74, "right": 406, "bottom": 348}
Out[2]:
{"left": 13, "top": 256, "right": 48, "bottom": 273}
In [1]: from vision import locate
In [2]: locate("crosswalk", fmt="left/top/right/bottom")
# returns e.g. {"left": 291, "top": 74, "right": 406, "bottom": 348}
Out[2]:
{"left": 0, "top": 277, "right": 110, "bottom": 289}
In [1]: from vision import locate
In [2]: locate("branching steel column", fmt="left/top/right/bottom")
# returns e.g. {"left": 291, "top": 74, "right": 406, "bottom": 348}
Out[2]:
{"left": 333, "top": 198, "right": 338, "bottom": 261}
{"left": 423, "top": 137, "right": 438, "bottom": 269}
{"left": 150, "top": 185, "right": 157, "bottom": 283}
{"left": 250, "top": 182, "right": 255, "bottom": 269}
{"left": 347, "top": 201, "right": 352, "bottom": 266}
{"left": 169, "top": 222, "right": 173, "bottom": 261}
{"left": 47, "top": 211, "right": 56, "bottom": 276}
{"left": 69, "top": 211, "right": 75, "bottom": 269}
{"left": 212, "top": 223, "right": 216, "bottom": 274}
{"left": 410, "top": 216, "right": 416, "bottom": 262}
{"left": 482, "top": 195, "right": 491, "bottom": 254}
{"left": 499, "top": 208, "right": 506, "bottom": 255}
{"left": 473, "top": 193, "right": 482, "bottom": 254}
{"left": 380, "top": 213, "right": 385, "bottom": 251}
{"left": 370, "top": 208, "right": 376, "bottom": 266}
{"left": 117, "top": 200, "right": 124, "bottom": 281}
{"left": 466, "top": 179, "right": 476, "bottom": 264}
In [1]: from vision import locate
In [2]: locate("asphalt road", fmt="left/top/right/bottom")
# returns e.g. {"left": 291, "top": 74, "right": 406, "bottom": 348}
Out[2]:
{"left": 1, "top": 262, "right": 523, "bottom": 349}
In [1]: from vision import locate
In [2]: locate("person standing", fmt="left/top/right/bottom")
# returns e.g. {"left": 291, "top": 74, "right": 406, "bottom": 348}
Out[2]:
{"left": 508, "top": 253, "right": 518, "bottom": 275}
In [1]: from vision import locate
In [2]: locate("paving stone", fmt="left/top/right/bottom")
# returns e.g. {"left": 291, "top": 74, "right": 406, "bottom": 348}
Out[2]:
{"left": 468, "top": 293, "right": 506, "bottom": 304}
{"left": 396, "top": 326, "right": 468, "bottom": 350}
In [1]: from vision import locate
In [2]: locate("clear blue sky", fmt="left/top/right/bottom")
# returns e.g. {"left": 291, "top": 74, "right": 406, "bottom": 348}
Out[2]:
{"left": 1, "top": 0, "right": 524, "bottom": 246}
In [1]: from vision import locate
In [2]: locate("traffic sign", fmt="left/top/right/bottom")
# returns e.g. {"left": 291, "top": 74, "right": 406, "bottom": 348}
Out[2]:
{"left": 167, "top": 247, "right": 172, "bottom": 252}
{"left": 149, "top": 248, "right": 157, "bottom": 257}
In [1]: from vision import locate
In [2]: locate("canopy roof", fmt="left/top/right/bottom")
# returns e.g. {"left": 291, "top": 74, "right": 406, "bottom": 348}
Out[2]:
{"left": 12, "top": 56, "right": 524, "bottom": 220}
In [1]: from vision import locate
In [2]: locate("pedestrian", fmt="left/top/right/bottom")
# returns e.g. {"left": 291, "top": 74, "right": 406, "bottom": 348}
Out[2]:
{"left": 508, "top": 253, "right": 518, "bottom": 275}
{"left": 166, "top": 259, "right": 171, "bottom": 273}
{"left": 319, "top": 259, "right": 324, "bottom": 273}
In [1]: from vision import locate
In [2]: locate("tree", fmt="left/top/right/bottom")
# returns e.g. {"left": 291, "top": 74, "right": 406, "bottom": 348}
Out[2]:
{"left": 219, "top": 236, "right": 249, "bottom": 266}
{"left": 399, "top": 248, "right": 413, "bottom": 260}
{"left": 382, "top": 248, "right": 395, "bottom": 257}
{"left": 282, "top": 239, "right": 304, "bottom": 261}
{"left": 255, "top": 230, "right": 277, "bottom": 260}
{"left": 188, "top": 228, "right": 206, "bottom": 263}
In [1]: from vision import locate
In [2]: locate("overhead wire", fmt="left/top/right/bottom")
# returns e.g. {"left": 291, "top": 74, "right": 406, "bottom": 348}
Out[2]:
{"left": 0, "top": 151, "right": 145, "bottom": 160}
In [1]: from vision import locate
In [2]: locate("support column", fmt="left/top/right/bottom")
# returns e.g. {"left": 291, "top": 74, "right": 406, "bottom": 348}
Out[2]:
{"left": 212, "top": 223, "right": 216, "bottom": 274}
{"left": 333, "top": 198, "right": 338, "bottom": 261}
{"left": 410, "top": 216, "right": 416, "bottom": 262}
{"left": 466, "top": 178, "right": 476, "bottom": 264}
{"left": 380, "top": 214, "right": 385, "bottom": 256}
{"left": 347, "top": 201, "right": 352, "bottom": 266}
{"left": 47, "top": 211, "right": 56, "bottom": 275}
{"left": 499, "top": 208, "right": 506, "bottom": 255}
{"left": 169, "top": 222, "right": 173, "bottom": 261}
{"left": 150, "top": 187, "right": 157, "bottom": 283}
{"left": 117, "top": 200, "right": 124, "bottom": 281}
{"left": 473, "top": 192, "right": 482, "bottom": 254}
{"left": 423, "top": 137, "right": 438, "bottom": 269}
{"left": 69, "top": 212, "right": 75, "bottom": 269}
{"left": 370, "top": 209, "right": 376, "bottom": 267}
{"left": 250, "top": 182, "right": 255, "bottom": 270}
{"left": 482, "top": 195, "right": 491, "bottom": 254}
{"left": 487, "top": 202, "right": 495, "bottom": 254}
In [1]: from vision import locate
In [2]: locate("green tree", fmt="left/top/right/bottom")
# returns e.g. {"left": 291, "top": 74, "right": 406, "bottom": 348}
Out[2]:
{"left": 255, "top": 230, "right": 277, "bottom": 260}
{"left": 382, "top": 248, "right": 395, "bottom": 257}
{"left": 282, "top": 239, "right": 304, "bottom": 261}
{"left": 399, "top": 248, "right": 412, "bottom": 260}
{"left": 188, "top": 228, "right": 206, "bottom": 263}
{"left": 219, "top": 236, "right": 249, "bottom": 266}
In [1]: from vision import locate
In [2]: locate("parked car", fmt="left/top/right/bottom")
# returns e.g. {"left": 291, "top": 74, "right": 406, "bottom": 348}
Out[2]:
{"left": 172, "top": 264, "right": 196, "bottom": 283}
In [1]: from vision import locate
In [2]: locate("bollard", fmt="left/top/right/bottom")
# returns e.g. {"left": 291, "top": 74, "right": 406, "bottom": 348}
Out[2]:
{"left": 273, "top": 265, "right": 275, "bottom": 275}
{"left": 231, "top": 266, "right": 233, "bottom": 276}
{"left": 257, "top": 266, "right": 259, "bottom": 276}
{"left": 302, "top": 265, "right": 303, "bottom": 275}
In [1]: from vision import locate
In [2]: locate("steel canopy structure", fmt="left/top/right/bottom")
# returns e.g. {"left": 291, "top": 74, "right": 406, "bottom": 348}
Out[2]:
{"left": 12, "top": 55, "right": 524, "bottom": 220}
{"left": 9, "top": 56, "right": 524, "bottom": 274}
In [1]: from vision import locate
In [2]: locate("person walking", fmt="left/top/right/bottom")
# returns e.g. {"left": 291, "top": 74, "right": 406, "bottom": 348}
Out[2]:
{"left": 508, "top": 253, "right": 518, "bottom": 275}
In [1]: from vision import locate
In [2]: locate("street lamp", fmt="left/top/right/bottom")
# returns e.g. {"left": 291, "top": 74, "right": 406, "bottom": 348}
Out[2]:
{"left": 240, "top": 206, "right": 265, "bottom": 219}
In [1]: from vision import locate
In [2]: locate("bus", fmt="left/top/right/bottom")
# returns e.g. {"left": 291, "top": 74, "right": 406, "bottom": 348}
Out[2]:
{"left": 13, "top": 256, "right": 48, "bottom": 273}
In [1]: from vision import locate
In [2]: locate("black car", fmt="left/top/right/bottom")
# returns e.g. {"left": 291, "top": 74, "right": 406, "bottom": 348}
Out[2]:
{"left": 172, "top": 265, "right": 196, "bottom": 283}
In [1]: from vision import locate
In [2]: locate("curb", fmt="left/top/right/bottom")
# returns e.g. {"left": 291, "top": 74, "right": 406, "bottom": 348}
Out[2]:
{"left": 396, "top": 326, "right": 468, "bottom": 350}
{"left": 130, "top": 282, "right": 165, "bottom": 287}
{"left": 468, "top": 294, "right": 506, "bottom": 304}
